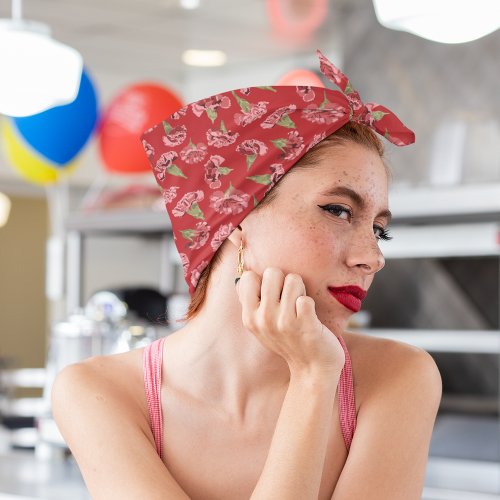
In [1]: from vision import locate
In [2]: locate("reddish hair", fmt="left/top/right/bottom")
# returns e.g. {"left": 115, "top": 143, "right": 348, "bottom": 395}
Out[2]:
{"left": 179, "top": 121, "right": 385, "bottom": 323}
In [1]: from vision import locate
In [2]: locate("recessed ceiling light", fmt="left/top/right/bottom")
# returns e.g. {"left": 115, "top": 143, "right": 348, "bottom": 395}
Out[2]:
{"left": 182, "top": 49, "right": 227, "bottom": 67}
{"left": 180, "top": 0, "right": 200, "bottom": 9}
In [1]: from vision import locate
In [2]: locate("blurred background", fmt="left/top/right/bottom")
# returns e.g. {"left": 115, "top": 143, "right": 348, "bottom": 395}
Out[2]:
{"left": 0, "top": 0, "right": 500, "bottom": 498}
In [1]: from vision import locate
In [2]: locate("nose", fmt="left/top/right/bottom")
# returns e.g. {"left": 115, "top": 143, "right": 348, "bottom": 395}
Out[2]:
{"left": 345, "top": 232, "right": 385, "bottom": 274}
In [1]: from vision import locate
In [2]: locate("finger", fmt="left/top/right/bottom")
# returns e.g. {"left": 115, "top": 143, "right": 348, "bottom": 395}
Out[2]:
{"left": 238, "top": 269, "right": 261, "bottom": 318}
{"left": 295, "top": 295, "right": 318, "bottom": 323}
{"left": 260, "top": 267, "right": 285, "bottom": 310}
{"left": 279, "top": 273, "right": 306, "bottom": 320}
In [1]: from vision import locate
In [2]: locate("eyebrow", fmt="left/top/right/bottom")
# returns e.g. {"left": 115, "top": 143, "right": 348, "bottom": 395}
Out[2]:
{"left": 320, "top": 186, "right": 392, "bottom": 224}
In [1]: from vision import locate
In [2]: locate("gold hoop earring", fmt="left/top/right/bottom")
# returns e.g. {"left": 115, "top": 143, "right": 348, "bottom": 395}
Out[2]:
{"left": 235, "top": 241, "right": 244, "bottom": 285}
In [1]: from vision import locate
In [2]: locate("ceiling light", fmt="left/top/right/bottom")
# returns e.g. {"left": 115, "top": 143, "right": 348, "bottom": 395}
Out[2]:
{"left": 0, "top": 0, "right": 83, "bottom": 117}
{"left": 180, "top": 0, "right": 200, "bottom": 9}
{"left": 0, "top": 192, "right": 12, "bottom": 228}
{"left": 373, "top": 0, "right": 500, "bottom": 44}
{"left": 182, "top": 49, "right": 227, "bottom": 67}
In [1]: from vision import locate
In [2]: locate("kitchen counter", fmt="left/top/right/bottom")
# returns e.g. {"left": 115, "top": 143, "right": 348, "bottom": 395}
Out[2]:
{"left": 0, "top": 450, "right": 88, "bottom": 500}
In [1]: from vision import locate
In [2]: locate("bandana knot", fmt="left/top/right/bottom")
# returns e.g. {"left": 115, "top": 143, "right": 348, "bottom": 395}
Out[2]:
{"left": 316, "top": 50, "right": 414, "bottom": 146}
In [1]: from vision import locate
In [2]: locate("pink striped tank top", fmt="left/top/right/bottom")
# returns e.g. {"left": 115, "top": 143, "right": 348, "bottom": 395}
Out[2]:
{"left": 143, "top": 335, "right": 357, "bottom": 460}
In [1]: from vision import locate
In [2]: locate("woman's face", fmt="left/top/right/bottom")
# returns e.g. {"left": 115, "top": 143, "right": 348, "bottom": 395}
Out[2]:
{"left": 241, "top": 142, "right": 390, "bottom": 331}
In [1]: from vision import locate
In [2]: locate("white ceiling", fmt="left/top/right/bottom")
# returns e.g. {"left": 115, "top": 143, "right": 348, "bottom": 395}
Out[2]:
{"left": 0, "top": 0, "right": 348, "bottom": 193}
{"left": 0, "top": 0, "right": 343, "bottom": 98}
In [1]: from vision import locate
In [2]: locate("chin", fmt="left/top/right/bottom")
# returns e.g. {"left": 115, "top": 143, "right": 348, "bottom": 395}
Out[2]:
{"left": 316, "top": 303, "right": 351, "bottom": 332}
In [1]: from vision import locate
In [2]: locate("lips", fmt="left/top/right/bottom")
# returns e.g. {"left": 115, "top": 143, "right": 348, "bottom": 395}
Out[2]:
{"left": 328, "top": 285, "right": 367, "bottom": 313}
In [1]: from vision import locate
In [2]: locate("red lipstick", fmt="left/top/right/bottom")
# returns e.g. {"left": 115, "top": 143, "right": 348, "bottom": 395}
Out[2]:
{"left": 328, "top": 286, "right": 367, "bottom": 313}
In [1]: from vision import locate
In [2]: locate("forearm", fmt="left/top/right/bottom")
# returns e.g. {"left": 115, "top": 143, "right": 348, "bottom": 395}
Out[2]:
{"left": 250, "top": 369, "right": 340, "bottom": 500}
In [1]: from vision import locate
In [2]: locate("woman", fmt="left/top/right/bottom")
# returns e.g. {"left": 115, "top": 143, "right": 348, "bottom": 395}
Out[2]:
{"left": 52, "top": 51, "right": 442, "bottom": 499}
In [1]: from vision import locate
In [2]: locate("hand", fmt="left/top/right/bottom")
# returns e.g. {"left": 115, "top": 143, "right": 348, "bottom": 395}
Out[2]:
{"left": 236, "top": 267, "right": 345, "bottom": 375}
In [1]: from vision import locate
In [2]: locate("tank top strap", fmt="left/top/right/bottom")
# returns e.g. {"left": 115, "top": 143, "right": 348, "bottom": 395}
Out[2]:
{"left": 336, "top": 334, "right": 357, "bottom": 451}
{"left": 143, "top": 337, "right": 166, "bottom": 460}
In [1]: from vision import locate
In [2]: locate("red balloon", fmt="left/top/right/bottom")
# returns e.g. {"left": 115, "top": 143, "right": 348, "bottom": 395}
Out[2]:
{"left": 275, "top": 69, "right": 325, "bottom": 87}
{"left": 267, "top": 0, "right": 327, "bottom": 40}
{"left": 98, "top": 83, "right": 183, "bottom": 173}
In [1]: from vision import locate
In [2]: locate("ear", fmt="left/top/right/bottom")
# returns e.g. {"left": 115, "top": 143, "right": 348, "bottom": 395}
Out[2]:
{"left": 227, "top": 224, "right": 243, "bottom": 248}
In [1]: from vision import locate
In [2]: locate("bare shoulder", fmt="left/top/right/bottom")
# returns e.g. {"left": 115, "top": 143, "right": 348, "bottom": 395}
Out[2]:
{"left": 51, "top": 348, "right": 154, "bottom": 459}
{"left": 341, "top": 330, "right": 442, "bottom": 411}
{"left": 51, "top": 349, "right": 190, "bottom": 499}
{"left": 332, "top": 332, "right": 442, "bottom": 499}
{"left": 52, "top": 348, "right": 148, "bottom": 425}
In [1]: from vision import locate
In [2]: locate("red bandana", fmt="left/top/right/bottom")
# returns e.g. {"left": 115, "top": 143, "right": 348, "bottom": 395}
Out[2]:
{"left": 141, "top": 50, "right": 415, "bottom": 295}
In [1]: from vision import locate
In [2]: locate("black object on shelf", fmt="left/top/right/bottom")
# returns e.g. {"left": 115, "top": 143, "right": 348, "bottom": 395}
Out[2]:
{"left": 106, "top": 287, "right": 168, "bottom": 324}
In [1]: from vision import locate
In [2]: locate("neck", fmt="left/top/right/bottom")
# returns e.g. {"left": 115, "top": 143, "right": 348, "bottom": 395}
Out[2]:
{"left": 167, "top": 265, "right": 291, "bottom": 419}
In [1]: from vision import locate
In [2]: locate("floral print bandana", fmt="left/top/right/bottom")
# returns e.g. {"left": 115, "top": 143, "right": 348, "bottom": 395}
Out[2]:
{"left": 141, "top": 50, "right": 415, "bottom": 295}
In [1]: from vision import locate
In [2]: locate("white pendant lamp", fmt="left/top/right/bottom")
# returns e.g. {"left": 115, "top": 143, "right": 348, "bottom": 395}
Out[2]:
{"left": 0, "top": 0, "right": 83, "bottom": 117}
{"left": 373, "top": 0, "right": 500, "bottom": 44}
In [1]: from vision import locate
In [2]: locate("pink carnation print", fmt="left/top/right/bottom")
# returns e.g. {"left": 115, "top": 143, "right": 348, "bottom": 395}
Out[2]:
{"left": 179, "top": 252, "right": 190, "bottom": 277}
{"left": 260, "top": 105, "right": 297, "bottom": 129}
{"left": 346, "top": 92, "right": 363, "bottom": 112}
{"left": 297, "top": 86, "right": 316, "bottom": 102}
{"left": 359, "top": 103, "right": 388, "bottom": 127}
{"left": 142, "top": 139, "right": 154, "bottom": 158}
{"left": 306, "top": 132, "right": 327, "bottom": 152}
{"left": 190, "top": 259, "right": 209, "bottom": 288}
{"left": 246, "top": 163, "right": 285, "bottom": 193}
{"left": 163, "top": 186, "right": 180, "bottom": 204}
{"left": 237, "top": 139, "right": 268, "bottom": 156}
{"left": 180, "top": 141, "right": 208, "bottom": 164}
{"left": 269, "top": 163, "right": 285, "bottom": 185}
{"left": 302, "top": 101, "right": 346, "bottom": 125}
{"left": 206, "top": 123, "right": 239, "bottom": 148}
{"left": 237, "top": 139, "right": 269, "bottom": 170}
{"left": 171, "top": 106, "right": 188, "bottom": 120}
{"left": 210, "top": 222, "right": 234, "bottom": 251}
{"left": 181, "top": 222, "right": 211, "bottom": 251}
{"left": 232, "top": 91, "right": 269, "bottom": 127}
{"left": 191, "top": 94, "right": 231, "bottom": 123}
{"left": 172, "top": 190, "right": 205, "bottom": 220}
{"left": 209, "top": 182, "right": 250, "bottom": 215}
{"left": 155, "top": 151, "right": 182, "bottom": 181}
{"left": 264, "top": 164, "right": 285, "bottom": 193}
{"left": 272, "top": 131, "right": 304, "bottom": 161}
{"left": 204, "top": 155, "right": 232, "bottom": 189}
{"left": 234, "top": 101, "right": 269, "bottom": 127}
{"left": 162, "top": 123, "right": 187, "bottom": 147}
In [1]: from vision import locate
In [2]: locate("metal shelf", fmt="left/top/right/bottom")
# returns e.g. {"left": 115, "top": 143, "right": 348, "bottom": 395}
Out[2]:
{"left": 361, "top": 329, "right": 500, "bottom": 354}
{"left": 379, "top": 222, "right": 500, "bottom": 258}
{"left": 63, "top": 183, "right": 500, "bottom": 235}
{"left": 389, "top": 183, "right": 500, "bottom": 222}
{"left": 66, "top": 209, "right": 171, "bottom": 235}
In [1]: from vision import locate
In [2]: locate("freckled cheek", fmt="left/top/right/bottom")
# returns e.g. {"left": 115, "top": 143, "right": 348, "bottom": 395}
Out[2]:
{"left": 292, "top": 223, "right": 346, "bottom": 278}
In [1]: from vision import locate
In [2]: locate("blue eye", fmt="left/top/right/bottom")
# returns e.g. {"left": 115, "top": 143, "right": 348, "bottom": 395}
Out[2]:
{"left": 318, "top": 204, "right": 352, "bottom": 221}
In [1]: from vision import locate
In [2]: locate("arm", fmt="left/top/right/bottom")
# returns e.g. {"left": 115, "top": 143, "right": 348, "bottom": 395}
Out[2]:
{"left": 251, "top": 368, "right": 340, "bottom": 500}
{"left": 332, "top": 345, "right": 442, "bottom": 500}
{"left": 236, "top": 267, "right": 346, "bottom": 499}
{"left": 52, "top": 360, "right": 191, "bottom": 500}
